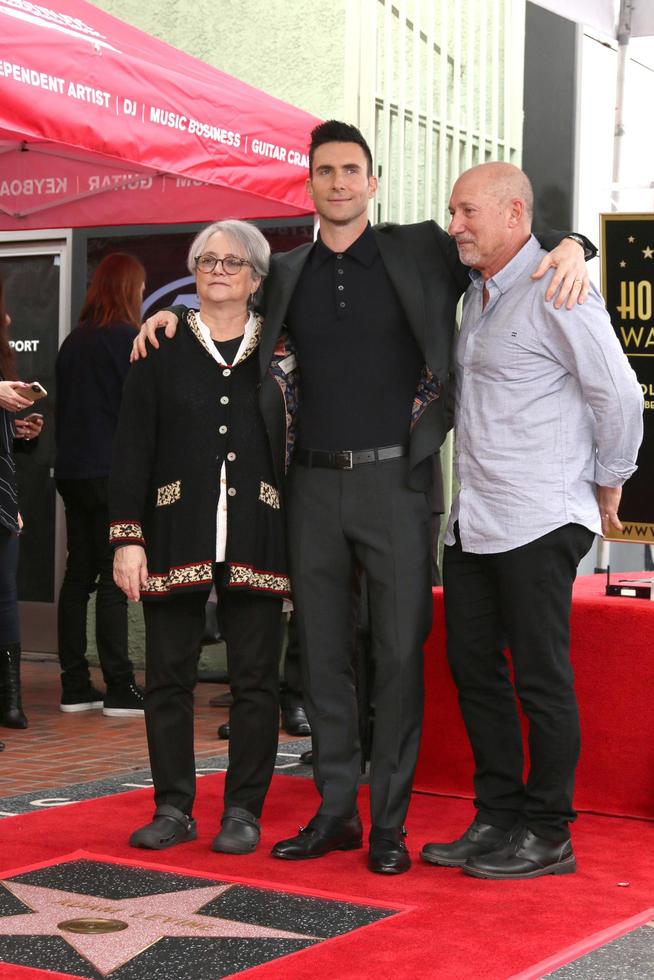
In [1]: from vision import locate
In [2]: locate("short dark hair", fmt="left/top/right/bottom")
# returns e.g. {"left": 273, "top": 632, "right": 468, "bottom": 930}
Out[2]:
{"left": 309, "top": 120, "right": 373, "bottom": 177}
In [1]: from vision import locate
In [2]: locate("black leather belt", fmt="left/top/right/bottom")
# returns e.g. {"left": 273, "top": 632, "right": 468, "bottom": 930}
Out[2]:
{"left": 296, "top": 445, "right": 407, "bottom": 470}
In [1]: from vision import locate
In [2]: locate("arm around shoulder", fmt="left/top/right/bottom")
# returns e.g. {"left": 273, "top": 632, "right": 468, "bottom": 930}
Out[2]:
{"left": 132, "top": 305, "right": 187, "bottom": 361}
{"left": 531, "top": 231, "right": 597, "bottom": 309}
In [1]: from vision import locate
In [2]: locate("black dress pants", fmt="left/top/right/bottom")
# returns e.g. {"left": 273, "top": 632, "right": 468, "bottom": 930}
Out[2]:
{"left": 279, "top": 612, "right": 303, "bottom": 710}
{"left": 142, "top": 583, "right": 283, "bottom": 818}
{"left": 0, "top": 529, "right": 20, "bottom": 646}
{"left": 443, "top": 522, "right": 594, "bottom": 841}
{"left": 56, "top": 478, "right": 132, "bottom": 692}
{"left": 288, "top": 457, "right": 432, "bottom": 829}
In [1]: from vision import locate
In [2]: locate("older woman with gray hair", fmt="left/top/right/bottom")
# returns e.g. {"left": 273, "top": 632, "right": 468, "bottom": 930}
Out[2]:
{"left": 109, "top": 220, "right": 295, "bottom": 855}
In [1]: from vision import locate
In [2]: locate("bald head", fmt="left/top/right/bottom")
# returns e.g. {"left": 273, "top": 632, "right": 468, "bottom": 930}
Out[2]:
{"left": 461, "top": 162, "right": 534, "bottom": 219}
{"left": 448, "top": 162, "right": 534, "bottom": 278}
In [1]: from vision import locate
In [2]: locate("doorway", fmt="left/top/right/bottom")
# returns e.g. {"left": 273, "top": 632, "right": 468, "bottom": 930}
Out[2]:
{"left": 0, "top": 236, "right": 71, "bottom": 651}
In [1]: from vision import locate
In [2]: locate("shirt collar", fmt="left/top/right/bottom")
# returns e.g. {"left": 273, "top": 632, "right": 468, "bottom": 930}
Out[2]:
{"left": 469, "top": 234, "right": 542, "bottom": 295}
{"left": 311, "top": 222, "right": 377, "bottom": 268}
{"left": 196, "top": 311, "right": 257, "bottom": 366}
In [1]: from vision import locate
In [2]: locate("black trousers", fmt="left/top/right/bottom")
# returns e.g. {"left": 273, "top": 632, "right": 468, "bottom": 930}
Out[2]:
{"left": 288, "top": 457, "right": 432, "bottom": 828}
{"left": 56, "top": 478, "right": 132, "bottom": 691}
{"left": 142, "top": 582, "right": 283, "bottom": 818}
{"left": 443, "top": 522, "right": 594, "bottom": 841}
{"left": 0, "top": 529, "right": 20, "bottom": 647}
{"left": 279, "top": 612, "right": 303, "bottom": 710}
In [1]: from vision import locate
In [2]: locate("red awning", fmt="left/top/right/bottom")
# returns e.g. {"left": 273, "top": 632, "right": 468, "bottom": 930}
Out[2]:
{"left": 0, "top": 0, "right": 320, "bottom": 230}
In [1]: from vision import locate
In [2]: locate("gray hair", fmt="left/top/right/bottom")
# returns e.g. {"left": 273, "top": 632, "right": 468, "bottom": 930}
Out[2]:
{"left": 186, "top": 220, "right": 270, "bottom": 280}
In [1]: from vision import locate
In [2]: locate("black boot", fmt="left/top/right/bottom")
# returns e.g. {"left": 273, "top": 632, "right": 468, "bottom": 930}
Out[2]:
{"left": 0, "top": 645, "right": 28, "bottom": 729}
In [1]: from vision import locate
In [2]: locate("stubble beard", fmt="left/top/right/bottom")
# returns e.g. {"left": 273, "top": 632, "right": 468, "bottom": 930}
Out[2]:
{"left": 455, "top": 240, "right": 480, "bottom": 268}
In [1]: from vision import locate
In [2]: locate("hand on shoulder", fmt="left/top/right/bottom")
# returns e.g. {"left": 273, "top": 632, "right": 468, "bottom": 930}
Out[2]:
{"left": 131, "top": 311, "right": 180, "bottom": 362}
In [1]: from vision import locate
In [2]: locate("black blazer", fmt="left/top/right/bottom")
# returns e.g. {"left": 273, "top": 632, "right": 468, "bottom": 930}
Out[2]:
{"left": 258, "top": 220, "right": 469, "bottom": 492}
{"left": 256, "top": 221, "right": 590, "bottom": 493}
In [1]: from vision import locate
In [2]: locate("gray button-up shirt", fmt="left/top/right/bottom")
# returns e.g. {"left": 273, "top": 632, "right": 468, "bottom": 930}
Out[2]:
{"left": 445, "top": 235, "right": 644, "bottom": 554}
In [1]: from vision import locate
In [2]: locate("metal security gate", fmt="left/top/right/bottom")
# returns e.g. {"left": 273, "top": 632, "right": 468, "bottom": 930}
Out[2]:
{"left": 344, "top": 0, "right": 526, "bottom": 521}
{"left": 345, "top": 0, "right": 525, "bottom": 227}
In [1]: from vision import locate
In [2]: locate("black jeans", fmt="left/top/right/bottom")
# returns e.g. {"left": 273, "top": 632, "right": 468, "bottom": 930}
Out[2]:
{"left": 56, "top": 477, "right": 133, "bottom": 692}
{"left": 444, "top": 522, "right": 594, "bottom": 841}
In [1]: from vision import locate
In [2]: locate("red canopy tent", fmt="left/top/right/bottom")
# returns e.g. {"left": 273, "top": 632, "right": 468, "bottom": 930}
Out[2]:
{"left": 0, "top": 0, "right": 319, "bottom": 230}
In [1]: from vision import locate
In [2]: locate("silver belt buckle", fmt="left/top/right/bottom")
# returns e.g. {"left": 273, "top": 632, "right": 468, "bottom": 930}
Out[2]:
{"left": 338, "top": 450, "right": 353, "bottom": 470}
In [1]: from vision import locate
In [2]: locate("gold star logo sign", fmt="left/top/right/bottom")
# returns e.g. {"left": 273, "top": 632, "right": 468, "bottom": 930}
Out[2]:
{"left": 619, "top": 260, "right": 627, "bottom": 268}
{"left": 643, "top": 246, "right": 654, "bottom": 259}
{"left": 628, "top": 236, "right": 635, "bottom": 243}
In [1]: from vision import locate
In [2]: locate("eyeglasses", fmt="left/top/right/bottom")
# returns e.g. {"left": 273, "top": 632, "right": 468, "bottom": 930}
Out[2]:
{"left": 194, "top": 253, "right": 252, "bottom": 275}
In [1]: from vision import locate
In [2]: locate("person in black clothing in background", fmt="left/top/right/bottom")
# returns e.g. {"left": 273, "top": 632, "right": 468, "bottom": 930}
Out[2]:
{"left": 54, "top": 253, "right": 145, "bottom": 717}
{"left": 0, "top": 274, "right": 44, "bottom": 741}
{"left": 215, "top": 611, "right": 311, "bottom": 741}
{"left": 279, "top": 612, "right": 311, "bottom": 736}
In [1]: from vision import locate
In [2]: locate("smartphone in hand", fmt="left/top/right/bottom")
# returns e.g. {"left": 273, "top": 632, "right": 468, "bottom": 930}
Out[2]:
{"left": 24, "top": 382, "right": 47, "bottom": 401}
{"left": 14, "top": 411, "right": 44, "bottom": 440}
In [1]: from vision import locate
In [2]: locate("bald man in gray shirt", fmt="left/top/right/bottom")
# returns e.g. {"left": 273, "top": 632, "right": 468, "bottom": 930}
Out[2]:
{"left": 421, "top": 162, "right": 644, "bottom": 881}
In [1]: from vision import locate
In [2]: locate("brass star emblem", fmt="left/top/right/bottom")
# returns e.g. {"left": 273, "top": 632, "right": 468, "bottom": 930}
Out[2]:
{"left": 643, "top": 245, "right": 654, "bottom": 259}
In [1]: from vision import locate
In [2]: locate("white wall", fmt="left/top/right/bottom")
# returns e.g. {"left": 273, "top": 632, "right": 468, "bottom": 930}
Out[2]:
{"left": 576, "top": 30, "right": 654, "bottom": 573}
{"left": 577, "top": 31, "right": 654, "bottom": 287}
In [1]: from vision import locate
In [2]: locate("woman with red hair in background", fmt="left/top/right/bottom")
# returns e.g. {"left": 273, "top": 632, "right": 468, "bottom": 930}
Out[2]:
{"left": 55, "top": 253, "right": 146, "bottom": 717}
{"left": 0, "top": 274, "right": 44, "bottom": 744}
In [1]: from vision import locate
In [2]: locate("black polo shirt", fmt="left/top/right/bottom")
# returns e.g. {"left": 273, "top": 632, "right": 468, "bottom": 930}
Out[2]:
{"left": 285, "top": 224, "right": 423, "bottom": 451}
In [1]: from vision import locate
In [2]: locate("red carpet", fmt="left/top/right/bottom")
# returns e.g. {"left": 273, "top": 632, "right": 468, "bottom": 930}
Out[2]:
{"left": 1, "top": 774, "right": 653, "bottom": 979}
{"left": 415, "top": 575, "right": 654, "bottom": 820}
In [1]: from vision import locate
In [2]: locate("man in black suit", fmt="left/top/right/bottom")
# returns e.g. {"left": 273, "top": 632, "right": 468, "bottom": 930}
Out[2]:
{"left": 135, "top": 120, "right": 591, "bottom": 875}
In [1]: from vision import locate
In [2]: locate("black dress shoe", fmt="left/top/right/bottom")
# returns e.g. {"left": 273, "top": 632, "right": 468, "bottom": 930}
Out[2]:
{"left": 281, "top": 704, "right": 311, "bottom": 737}
{"left": 420, "top": 819, "right": 516, "bottom": 867}
{"left": 368, "top": 826, "right": 411, "bottom": 874}
{"left": 217, "top": 722, "right": 230, "bottom": 739}
{"left": 212, "top": 806, "right": 261, "bottom": 854}
{"left": 463, "top": 828, "right": 576, "bottom": 880}
{"left": 272, "top": 813, "right": 363, "bottom": 860}
{"left": 299, "top": 748, "right": 313, "bottom": 766}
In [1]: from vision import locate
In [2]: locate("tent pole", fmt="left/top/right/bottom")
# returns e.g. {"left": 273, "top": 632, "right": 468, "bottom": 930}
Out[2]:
{"left": 602, "top": 1, "right": 634, "bottom": 573}
{"left": 611, "top": 0, "right": 634, "bottom": 211}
